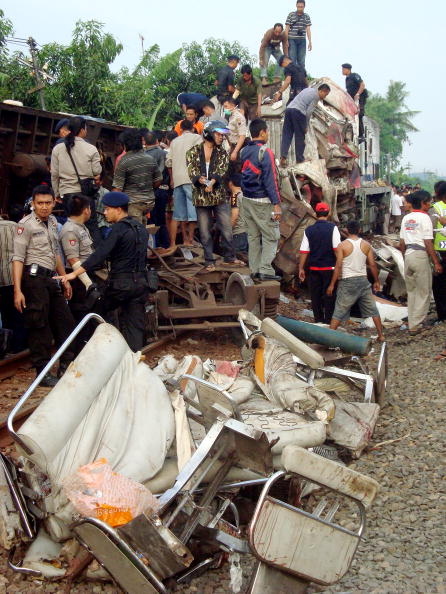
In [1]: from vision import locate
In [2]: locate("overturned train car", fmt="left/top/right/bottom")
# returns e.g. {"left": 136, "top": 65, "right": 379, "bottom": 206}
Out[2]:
{"left": 260, "top": 79, "right": 391, "bottom": 277}
{"left": 0, "top": 102, "right": 127, "bottom": 215}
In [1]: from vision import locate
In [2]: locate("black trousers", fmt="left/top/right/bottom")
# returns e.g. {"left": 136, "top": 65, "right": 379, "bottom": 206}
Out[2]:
{"left": 358, "top": 94, "right": 367, "bottom": 138}
{"left": 433, "top": 252, "right": 446, "bottom": 321}
{"left": 309, "top": 270, "right": 336, "bottom": 324}
{"left": 103, "top": 274, "right": 150, "bottom": 352}
{"left": 21, "top": 274, "right": 75, "bottom": 371}
{"left": 281, "top": 108, "right": 307, "bottom": 162}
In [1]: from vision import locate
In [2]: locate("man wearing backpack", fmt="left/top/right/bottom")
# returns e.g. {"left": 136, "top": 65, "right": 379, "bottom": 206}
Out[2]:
{"left": 241, "top": 119, "right": 281, "bottom": 281}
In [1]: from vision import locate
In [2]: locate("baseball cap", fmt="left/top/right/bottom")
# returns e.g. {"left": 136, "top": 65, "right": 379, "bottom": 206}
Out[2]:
{"left": 315, "top": 202, "right": 330, "bottom": 213}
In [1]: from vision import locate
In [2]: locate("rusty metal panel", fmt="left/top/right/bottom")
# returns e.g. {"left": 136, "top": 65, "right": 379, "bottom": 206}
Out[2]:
{"left": 250, "top": 498, "right": 359, "bottom": 586}
{"left": 118, "top": 513, "right": 193, "bottom": 579}
{"left": 263, "top": 116, "right": 296, "bottom": 163}
{"left": 0, "top": 102, "right": 127, "bottom": 213}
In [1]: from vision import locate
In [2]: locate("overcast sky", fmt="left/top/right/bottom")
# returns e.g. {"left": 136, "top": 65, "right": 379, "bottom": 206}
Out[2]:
{"left": 3, "top": 0, "right": 443, "bottom": 175}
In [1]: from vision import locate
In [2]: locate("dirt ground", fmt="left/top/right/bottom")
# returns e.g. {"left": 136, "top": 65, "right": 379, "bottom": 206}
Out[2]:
{"left": 0, "top": 299, "right": 445, "bottom": 593}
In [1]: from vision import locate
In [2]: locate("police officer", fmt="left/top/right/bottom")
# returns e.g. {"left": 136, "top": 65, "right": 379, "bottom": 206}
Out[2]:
{"left": 342, "top": 63, "right": 368, "bottom": 140}
{"left": 12, "top": 185, "right": 75, "bottom": 387}
{"left": 432, "top": 181, "right": 446, "bottom": 322}
{"left": 57, "top": 192, "right": 150, "bottom": 351}
{"left": 59, "top": 194, "right": 99, "bottom": 348}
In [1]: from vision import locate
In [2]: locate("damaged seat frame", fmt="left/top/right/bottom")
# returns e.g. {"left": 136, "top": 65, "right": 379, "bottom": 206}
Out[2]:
{"left": 2, "top": 315, "right": 380, "bottom": 593}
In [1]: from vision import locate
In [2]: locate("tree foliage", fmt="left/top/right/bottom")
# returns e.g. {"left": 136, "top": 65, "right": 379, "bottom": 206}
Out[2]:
{"left": 366, "top": 81, "right": 419, "bottom": 171}
{"left": 0, "top": 15, "right": 254, "bottom": 130}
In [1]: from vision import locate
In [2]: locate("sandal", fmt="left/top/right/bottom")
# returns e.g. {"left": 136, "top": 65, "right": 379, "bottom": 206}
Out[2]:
{"left": 203, "top": 264, "right": 216, "bottom": 272}
{"left": 225, "top": 260, "right": 246, "bottom": 267}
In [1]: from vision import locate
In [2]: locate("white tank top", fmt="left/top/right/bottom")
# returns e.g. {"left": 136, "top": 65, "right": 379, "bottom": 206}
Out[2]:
{"left": 341, "top": 238, "right": 367, "bottom": 279}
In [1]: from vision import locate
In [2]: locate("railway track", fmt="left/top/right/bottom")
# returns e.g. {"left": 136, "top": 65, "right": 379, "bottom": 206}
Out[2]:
{"left": 0, "top": 331, "right": 187, "bottom": 449}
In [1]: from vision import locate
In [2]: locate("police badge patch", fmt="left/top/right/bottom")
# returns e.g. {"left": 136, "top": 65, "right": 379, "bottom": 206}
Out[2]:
{"left": 69, "top": 239, "right": 77, "bottom": 246}
{"left": 17, "top": 227, "right": 24, "bottom": 235}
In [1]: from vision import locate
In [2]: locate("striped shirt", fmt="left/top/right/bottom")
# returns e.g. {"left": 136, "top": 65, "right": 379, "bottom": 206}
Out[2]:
{"left": 0, "top": 218, "right": 16, "bottom": 286}
{"left": 286, "top": 11, "right": 311, "bottom": 38}
{"left": 112, "top": 150, "right": 162, "bottom": 204}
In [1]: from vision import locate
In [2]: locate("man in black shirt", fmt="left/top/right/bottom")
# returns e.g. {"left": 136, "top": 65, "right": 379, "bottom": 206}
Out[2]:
{"left": 216, "top": 55, "right": 240, "bottom": 104}
{"left": 274, "top": 55, "right": 308, "bottom": 104}
{"left": 342, "top": 63, "right": 368, "bottom": 140}
{"left": 56, "top": 192, "right": 150, "bottom": 351}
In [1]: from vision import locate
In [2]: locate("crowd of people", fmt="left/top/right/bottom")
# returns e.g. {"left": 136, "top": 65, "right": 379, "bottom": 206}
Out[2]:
{"left": 299, "top": 185, "right": 446, "bottom": 353}
{"left": 0, "top": 0, "right": 443, "bottom": 386}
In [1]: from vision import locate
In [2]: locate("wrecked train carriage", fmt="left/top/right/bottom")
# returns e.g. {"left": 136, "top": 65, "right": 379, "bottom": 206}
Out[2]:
{"left": 1, "top": 314, "right": 381, "bottom": 592}
{"left": 260, "top": 79, "right": 391, "bottom": 275}
{"left": 0, "top": 101, "right": 127, "bottom": 214}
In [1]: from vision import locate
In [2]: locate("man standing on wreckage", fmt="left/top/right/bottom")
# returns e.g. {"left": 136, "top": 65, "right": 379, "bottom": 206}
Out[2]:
{"left": 56, "top": 192, "right": 151, "bottom": 352}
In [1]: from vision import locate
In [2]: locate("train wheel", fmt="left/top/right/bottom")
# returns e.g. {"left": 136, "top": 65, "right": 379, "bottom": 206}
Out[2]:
{"left": 224, "top": 273, "right": 257, "bottom": 345}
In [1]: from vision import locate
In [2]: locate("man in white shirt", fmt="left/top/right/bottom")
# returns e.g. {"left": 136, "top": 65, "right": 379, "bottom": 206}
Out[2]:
{"left": 390, "top": 186, "right": 403, "bottom": 232}
{"left": 400, "top": 191, "right": 443, "bottom": 334}
{"left": 165, "top": 120, "right": 202, "bottom": 247}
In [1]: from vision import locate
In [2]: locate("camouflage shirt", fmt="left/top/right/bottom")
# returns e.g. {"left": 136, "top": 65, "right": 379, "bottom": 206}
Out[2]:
{"left": 186, "top": 144, "right": 229, "bottom": 207}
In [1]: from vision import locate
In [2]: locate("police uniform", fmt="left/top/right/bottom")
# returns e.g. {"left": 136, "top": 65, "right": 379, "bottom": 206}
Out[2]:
{"left": 81, "top": 192, "right": 150, "bottom": 351}
{"left": 432, "top": 199, "right": 446, "bottom": 321}
{"left": 12, "top": 212, "right": 75, "bottom": 373}
{"left": 60, "top": 219, "right": 94, "bottom": 321}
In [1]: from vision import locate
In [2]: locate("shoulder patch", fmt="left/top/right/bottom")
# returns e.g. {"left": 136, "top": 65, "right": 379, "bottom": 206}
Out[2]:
{"left": 17, "top": 227, "right": 24, "bottom": 235}
{"left": 69, "top": 239, "right": 77, "bottom": 246}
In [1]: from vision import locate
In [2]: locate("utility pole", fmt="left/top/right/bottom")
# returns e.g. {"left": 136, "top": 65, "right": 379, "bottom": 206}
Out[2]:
{"left": 139, "top": 34, "right": 145, "bottom": 58}
{"left": 27, "top": 36, "right": 46, "bottom": 110}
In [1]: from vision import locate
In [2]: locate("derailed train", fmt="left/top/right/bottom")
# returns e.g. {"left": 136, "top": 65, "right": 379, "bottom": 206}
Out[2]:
{"left": 259, "top": 77, "right": 391, "bottom": 278}
{"left": 0, "top": 81, "right": 390, "bottom": 328}
{"left": 0, "top": 101, "right": 281, "bottom": 333}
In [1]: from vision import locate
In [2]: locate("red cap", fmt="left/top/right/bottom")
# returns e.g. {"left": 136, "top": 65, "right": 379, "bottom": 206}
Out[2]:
{"left": 315, "top": 202, "right": 330, "bottom": 213}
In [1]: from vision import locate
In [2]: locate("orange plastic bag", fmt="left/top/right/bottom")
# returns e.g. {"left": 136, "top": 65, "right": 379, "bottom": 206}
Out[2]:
{"left": 63, "top": 458, "right": 159, "bottom": 527}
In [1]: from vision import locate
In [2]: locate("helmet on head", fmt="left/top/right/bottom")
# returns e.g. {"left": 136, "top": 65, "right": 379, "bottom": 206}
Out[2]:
{"left": 203, "top": 120, "right": 230, "bottom": 142}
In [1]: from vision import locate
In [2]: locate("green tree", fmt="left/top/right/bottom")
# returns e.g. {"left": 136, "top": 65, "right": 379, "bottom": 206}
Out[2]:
{"left": 0, "top": 10, "right": 30, "bottom": 96}
{"left": 0, "top": 14, "right": 254, "bottom": 131}
{"left": 366, "top": 81, "right": 419, "bottom": 171}
{"left": 181, "top": 39, "right": 254, "bottom": 97}
{"left": 39, "top": 20, "right": 123, "bottom": 115}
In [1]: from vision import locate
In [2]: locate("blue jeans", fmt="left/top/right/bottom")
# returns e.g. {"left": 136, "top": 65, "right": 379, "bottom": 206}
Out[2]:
{"left": 173, "top": 184, "right": 197, "bottom": 221}
{"left": 196, "top": 203, "right": 235, "bottom": 264}
{"left": 260, "top": 46, "right": 283, "bottom": 78}
{"left": 288, "top": 37, "right": 306, "bottom": 68}
{"left": 233, "top": 232, "right": 248, "bottom": 254}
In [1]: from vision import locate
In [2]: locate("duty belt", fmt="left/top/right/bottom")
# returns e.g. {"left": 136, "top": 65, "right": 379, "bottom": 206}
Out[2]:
{"left": 406, "top": 244, "right": 426, "bottom": 252}
{"left": 24, "top": 264, "right": 56, "bottom": 277}
{"left": 110, "top": 271, "right": 146, "bottom": 279}
{"left": 243, "top": 196, "right": 271, "bottom": 204}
